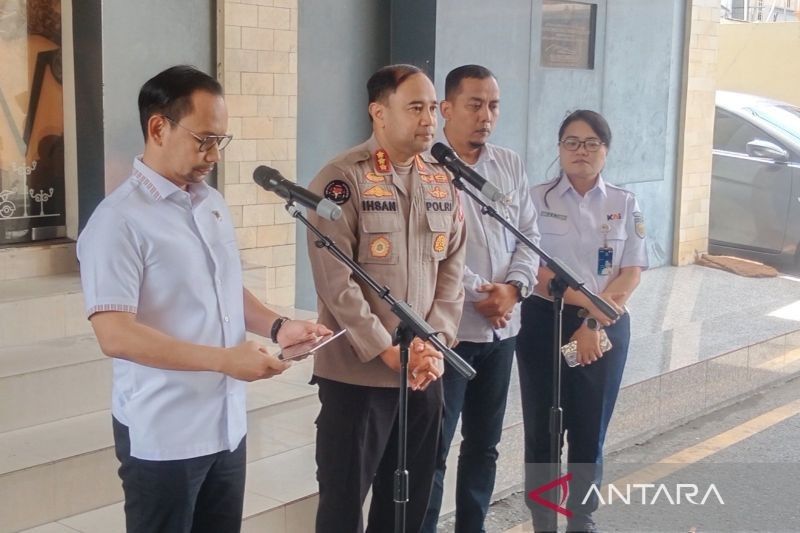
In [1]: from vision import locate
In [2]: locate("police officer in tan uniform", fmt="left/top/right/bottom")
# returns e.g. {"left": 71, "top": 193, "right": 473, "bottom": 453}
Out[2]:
{"left": 306, "top": 64, "right": 467, "bottom": 533}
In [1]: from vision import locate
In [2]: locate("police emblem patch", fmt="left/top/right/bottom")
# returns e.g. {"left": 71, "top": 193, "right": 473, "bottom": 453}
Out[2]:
{"left": 433, "top": 234, "right": 447, "bottom": 253}
{"left": 633, "top": 211, "right": 646, "bottom": 239}
{"left": 324, "top": 180, "right": 351, "bottom": 205}
{"left": 428, "top": 186, "right": 448, "bottom": 199}
{"left": 370, "top": 236, "right": 391, "bottom": 258}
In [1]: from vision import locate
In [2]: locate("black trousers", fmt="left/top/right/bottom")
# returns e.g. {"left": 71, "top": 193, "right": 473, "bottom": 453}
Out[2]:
{"left": 516, "top": 297, "right": 630, "bottom": 532}
{"left": 112, "top": 417, "right": 246, "bottom": 533}
{"left": 423, "top": 337, "right": 517, "bottom": 533}
{"left": 314, "top": 377, "right": 443, "bottom": 533}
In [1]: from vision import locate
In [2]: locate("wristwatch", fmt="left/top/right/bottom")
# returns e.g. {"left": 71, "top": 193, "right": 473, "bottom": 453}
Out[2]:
{"left": 584, "top": 317, "right": 602, "bottom": 331}
{"left": 507, "top": 280, "right": 530, "bottom": 302}
{"left": 270, "top": 316, "right": 290, "bottom": 343}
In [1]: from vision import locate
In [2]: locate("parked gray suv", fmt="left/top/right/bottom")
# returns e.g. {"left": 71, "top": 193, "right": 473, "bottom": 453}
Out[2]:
{"left": 709, "top": 91, "right": 800, "bottom": 267}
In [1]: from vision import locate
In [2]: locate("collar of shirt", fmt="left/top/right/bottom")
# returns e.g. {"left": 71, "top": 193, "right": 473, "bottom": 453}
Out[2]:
{"left": 437, "top": 137, "right": 503, "bottom": 200}
{"left": 132, "top": 156, "right": 211, "bottom": 206}
{"left": 438, "top": 134, "right": 498, "bottom": 168}
{"left": 473, "top": 142, "right": 498, "bottom": 166}
{"left": 556, "top": 172, "right": 608, "bottom": 200}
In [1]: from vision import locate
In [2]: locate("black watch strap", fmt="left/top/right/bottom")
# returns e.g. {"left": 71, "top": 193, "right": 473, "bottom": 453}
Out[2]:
{"left": 270, "top": 316, "right": 290, "bottom": 343}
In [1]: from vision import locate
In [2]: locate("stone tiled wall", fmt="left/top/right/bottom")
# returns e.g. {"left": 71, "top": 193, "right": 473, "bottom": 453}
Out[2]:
{"left": 220, "top": 0, "right": 298, "bottom": 306}
{"left": 674, "top": 0, "right": 719, "bottom": 265}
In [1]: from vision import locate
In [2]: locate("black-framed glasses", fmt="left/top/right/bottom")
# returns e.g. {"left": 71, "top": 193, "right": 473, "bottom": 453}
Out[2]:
{"left": 559, "top": 137, "right": 605, "bottom": 152}
{"left": 163, "top": 116, "right": 233, "bottom": 152}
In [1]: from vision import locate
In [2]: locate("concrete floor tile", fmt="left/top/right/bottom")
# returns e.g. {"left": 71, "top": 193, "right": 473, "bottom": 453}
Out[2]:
{"left": 59, "top": 502, "right": 125, "bottom": 533}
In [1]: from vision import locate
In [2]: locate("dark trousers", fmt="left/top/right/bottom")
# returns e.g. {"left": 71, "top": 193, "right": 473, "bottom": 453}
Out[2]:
{"left": 112, "top": 417, "right": 247, "bottom": 533}
{"left": 314, "top": 377, "right": 443, "bottom": 533}
{"left": 422, "top": 337, "right": 516, "bottom": 533}
{"left": 516, "top": 297, "right": 630, "bottom": 532}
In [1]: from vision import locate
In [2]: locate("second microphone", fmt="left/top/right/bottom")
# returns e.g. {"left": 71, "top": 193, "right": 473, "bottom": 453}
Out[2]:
{"left": 253, "top": 166, "right": 342, "bottom": 221}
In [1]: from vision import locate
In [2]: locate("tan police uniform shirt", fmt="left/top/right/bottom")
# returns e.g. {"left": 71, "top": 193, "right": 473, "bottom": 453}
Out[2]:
{"left": 306, "top": 135, "right": 467, "bottom": 387}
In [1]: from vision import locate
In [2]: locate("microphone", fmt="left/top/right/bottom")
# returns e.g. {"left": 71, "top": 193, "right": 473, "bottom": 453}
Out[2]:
{"left": 253, "top": 166, "right": 342, "bottom": 221}
{"left": 431, "top": 142, "right": 505, "bottom": 202}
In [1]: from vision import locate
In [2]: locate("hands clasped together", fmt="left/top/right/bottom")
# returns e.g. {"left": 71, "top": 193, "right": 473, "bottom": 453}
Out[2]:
{"left": 380, "top": 338, "right": 444, "bottom": 391}
{"left": 570, "top": 291, "right": 625, "bottom": 366}
{"left": 473, "top": 282, "right": 519, "bottom": 329}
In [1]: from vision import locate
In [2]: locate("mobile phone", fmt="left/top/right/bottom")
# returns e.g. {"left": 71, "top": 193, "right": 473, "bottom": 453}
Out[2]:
{"left": 276, "top": 329, "right": 347, "bottom": 361}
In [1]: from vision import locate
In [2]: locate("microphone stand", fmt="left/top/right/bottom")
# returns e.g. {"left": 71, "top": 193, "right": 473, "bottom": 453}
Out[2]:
{"left": 284, "top": 202, "right": 476, "bottom": 533}
{"left": 451, "top": 178, "right": 618, "bottom": 530}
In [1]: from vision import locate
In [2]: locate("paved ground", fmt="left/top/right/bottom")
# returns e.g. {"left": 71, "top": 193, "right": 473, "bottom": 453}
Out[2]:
{"left": 439, "top": 375, "right": 800, "bottom": 532}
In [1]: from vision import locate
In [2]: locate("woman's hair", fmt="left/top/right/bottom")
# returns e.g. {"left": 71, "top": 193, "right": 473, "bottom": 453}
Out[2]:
{"left": 543, "top": 109, "right": 612, "bottom": 208}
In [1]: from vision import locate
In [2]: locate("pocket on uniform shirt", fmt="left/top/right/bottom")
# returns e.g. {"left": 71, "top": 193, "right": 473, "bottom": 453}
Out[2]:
{"left": 605, "top": 227, "right": 628, "bottom": 270}
{"left": 424, "top": 211, "right": 452, "bottom": 262}
{"left": 358, "top": 213, "right": 401, "bottom": 265}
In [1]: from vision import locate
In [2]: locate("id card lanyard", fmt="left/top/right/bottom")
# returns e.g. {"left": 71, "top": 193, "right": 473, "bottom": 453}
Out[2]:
{"left": 598, "top": 223, "right": 612, "bottom": 276}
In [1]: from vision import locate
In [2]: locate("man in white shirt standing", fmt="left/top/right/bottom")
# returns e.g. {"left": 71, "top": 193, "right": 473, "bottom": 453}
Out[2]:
{"left": 422, "top": 64, "right": 540, "bottom": 533}
{"left": 77, "top": 65, "right": 329, "bottom": 533}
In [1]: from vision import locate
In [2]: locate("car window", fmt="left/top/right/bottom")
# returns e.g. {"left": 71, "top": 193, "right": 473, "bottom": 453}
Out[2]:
{"left": 751, "top": 104, "right": 800, "bottom": 145}
{"left": 713, "top": 108, "right": 779, "bottom": 153}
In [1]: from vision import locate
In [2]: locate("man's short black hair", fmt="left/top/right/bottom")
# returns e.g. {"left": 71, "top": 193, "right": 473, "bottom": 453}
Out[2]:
{"left": 138, "top": 65, "right": 223, "bottom": 140}
{"left": 444, "top": 64, "right": 495, "bottom": 101}
{"left": 367, "top": 64, "right": 424, "bottom": 105}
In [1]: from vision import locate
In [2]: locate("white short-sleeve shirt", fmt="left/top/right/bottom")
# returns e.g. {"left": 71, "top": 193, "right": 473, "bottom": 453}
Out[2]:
{"left": 530, "top": 174, "right": 649, "bottom": 295}
{"left": 77, "top": 157, "right": 247, "bottom": 460}
{"left": 451, "top": 142, "right": 541, "bottom": 342}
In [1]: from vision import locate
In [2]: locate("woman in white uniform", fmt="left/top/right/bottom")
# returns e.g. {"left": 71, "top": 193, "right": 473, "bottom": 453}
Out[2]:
{"left": 516, "top": 110, "right": 649, "bottom": 533}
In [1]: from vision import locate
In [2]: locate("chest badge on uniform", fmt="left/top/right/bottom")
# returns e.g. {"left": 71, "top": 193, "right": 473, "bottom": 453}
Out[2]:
{"left": 362, "top": 185, "right": 393, "bottom": 198}
{"left": 607, "top": 212, "right": 622, "bottom": 221}
{"left": 633, "top": 211, "right": 646, "bottom": 239}
{"left": 212, "top": 210, "right": 222, "bottom": 221}
{"left": 369, "top": 236, "right": 392, "bottom": 258}
{"left": 433, "top": 174, "right": 449, "bottom": 183}
{"left": 324, "top": 180, "right": 351, "bottom": 205}
{"left": 433, "top": 234, "right": 447, "bottom": 253}
{"left": 428, "top": 186, "right": 448, "bottom": 199}
{"left": 364, "top": 172, "right": 385, "bottom": 183}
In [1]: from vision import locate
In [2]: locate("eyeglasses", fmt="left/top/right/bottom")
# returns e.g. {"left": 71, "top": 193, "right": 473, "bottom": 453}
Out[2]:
{"left": 163, "top": 116, "right": 233, "bottom": 152}
{"left": 559, "top": 138, "right": 605, "bottom": 152}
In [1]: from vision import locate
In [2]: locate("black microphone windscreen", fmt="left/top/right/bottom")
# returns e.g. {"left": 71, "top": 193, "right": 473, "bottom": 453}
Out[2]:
{"left": 253, "top": 165, "right": 283, "bottom": 189}
{"left": 430, "top": 142, "right": 454, "bottom": 163}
